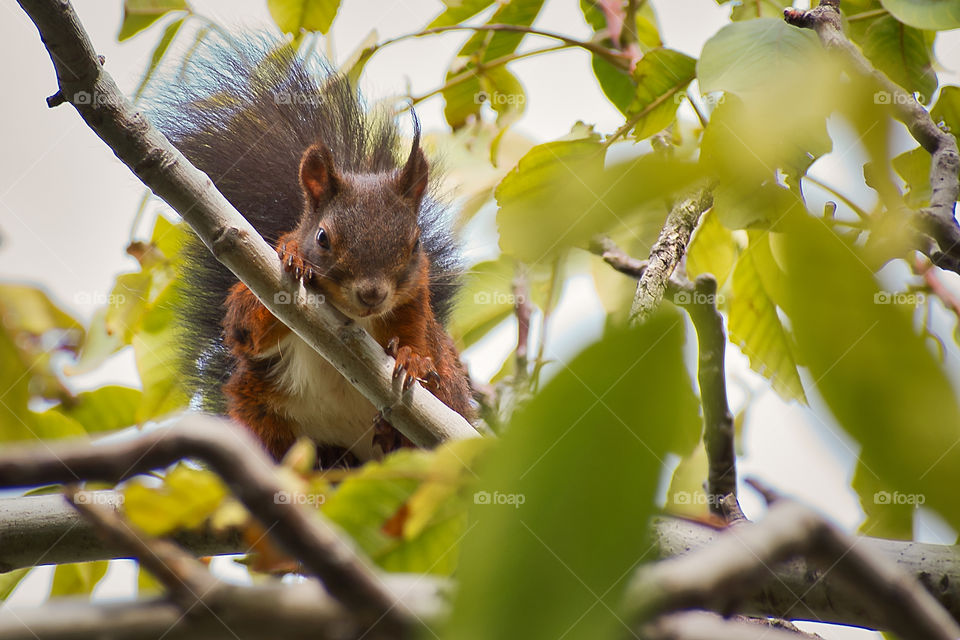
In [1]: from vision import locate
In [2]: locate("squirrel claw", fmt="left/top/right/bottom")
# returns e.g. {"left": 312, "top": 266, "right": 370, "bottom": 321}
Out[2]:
{"left": 387, "top": 340, "right": 437, "bottom": 393}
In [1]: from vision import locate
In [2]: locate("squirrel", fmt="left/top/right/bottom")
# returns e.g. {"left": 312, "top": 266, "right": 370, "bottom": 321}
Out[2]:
{"left": 150, "top": 39, "right": 474, "bottom": 466}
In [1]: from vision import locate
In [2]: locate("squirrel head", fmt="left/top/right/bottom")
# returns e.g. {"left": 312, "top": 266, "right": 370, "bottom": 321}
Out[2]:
{"left": 293, "top": 127, "right": 429, "bottom": 321}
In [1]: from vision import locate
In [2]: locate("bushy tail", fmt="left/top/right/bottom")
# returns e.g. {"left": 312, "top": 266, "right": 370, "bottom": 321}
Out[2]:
{"left": 148, "top": 36, "right": 461, "bottom": 412}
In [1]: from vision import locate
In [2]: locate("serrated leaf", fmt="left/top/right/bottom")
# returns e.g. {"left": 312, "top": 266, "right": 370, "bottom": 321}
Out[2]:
{"left": 686, "top": 208, "right": 738, "bottom": 287}
{"left": 625, "top": 48, "right": 697, "bottom": 141}
{"left": 783, "top": 218, "right": 960, "bottom": 531}
{"left": 879, "top": 0, "right": 960, "bottom": 30}
{"left": 268, "top": 0, "right": 341, "bottom": 35}
{"left": 861, "top": 16, "right": 937, "bottom": 100}
{"left": 729, "top": 235, "right": 806, "bottom": 403}
{"left": 117, "top": 0, "right": 188, "bottom": 41}
{"left": 445, "top": 313, "right": 700, "bottom": 640}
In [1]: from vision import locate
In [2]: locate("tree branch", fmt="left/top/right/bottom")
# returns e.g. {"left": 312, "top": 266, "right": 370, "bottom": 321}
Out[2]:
{"left": 0, "top": 416, "right": 415, "bottom": 634}
{"left": 628, "top": 188, "right": 713, "bottom": 324}
{"left": 784, "top": 0, "right": 960, "bottom": 272}
{"left": 15, "top": 0, "right": 479, "bottom": 449}
{"left": 633, "top": 496, "right": 960, "bottom": 639}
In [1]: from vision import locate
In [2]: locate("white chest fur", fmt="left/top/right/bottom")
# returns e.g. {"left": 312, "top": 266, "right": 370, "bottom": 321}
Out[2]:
{"left": 263, "top": 333, "right": 381, "bottom": 461}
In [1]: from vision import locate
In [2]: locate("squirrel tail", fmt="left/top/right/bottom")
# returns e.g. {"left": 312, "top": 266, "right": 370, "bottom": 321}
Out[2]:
{"left": 148, "top": 36, "right": 461, "bottom": 412}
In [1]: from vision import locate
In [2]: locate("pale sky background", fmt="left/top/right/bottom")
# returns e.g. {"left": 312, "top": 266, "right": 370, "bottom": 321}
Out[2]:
{"left": 3, "top": 1, "right": 960, "bottom": 637}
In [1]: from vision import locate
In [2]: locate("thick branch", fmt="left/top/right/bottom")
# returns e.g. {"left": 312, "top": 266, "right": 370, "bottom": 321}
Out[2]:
{"left": 785, "top": 0, "right": 960, "bottom": 270}
{"left": 15, "top": 0, "right": 479, "bottom": 448}
{"left": 634, "top": 501, "right": 960, "bottom": 639}
{"left": 629, "top": 189, "right": 713, "bottom": 324}
{"left": 640, "top": 611, "right": 820, "bottom": 640}
{"left": 0, "top": 416, "right": 414, "bottom": 634}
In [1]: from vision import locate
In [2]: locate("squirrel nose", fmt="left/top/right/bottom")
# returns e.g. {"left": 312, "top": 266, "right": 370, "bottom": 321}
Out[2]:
{"left": 355, "top": 282, "right": 388, "bottom": 308}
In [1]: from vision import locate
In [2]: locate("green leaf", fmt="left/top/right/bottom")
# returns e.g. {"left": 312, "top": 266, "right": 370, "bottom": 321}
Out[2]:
{"left": 852, "top": 461, "right": 914, "bottom": 539}
{"left": 664, "top": 443, "right": 711, "bottom": 518}
{"left": 698, "top": 18, "right": 823, "bottom": 98}
{"left": 686, "top": 208, "right": 738, "bottom": 287}
{"left": 428, "top": 0, "right": 496, "bottom": 28}
{"left": 625, "top": 48, "right": 697, "bottom": 141}
{"left": 124, "top": 464, "right": 227, "bottom": 536}
{"left": 879, "top": 0, "right": 960, "bottom": 30}
{"left": 65, "top": 308, "right": 125, "bottom": 376}
{"left": 445, "top": 313, "right": 700, "bottom": 640}
{"left": 31, "top": 410, "right": 87, "bottom": 440}
{"left": 590, "top": 57, "right": 636, "bottom": 115}
{"left": 339, "top": 29, "right": 379, "bottom": 85}
{"left": 931, "top": 85, "right": 960, "bottom": 136}
{"left": 861, "top": 16, "right": 937, "bottom": 100}
{"left": 133, "top": 18, "right": 184, "bottom": 102}
{"left": 892, "top": 146, "right": 933, "bottom": 206}
{"left": 728, "top": 233, "right": 806, "bottom": 403}
{"left": 0, "top": 569, "right": 30, "bottom": 601}
{"left": 50, "top": 562, "right": 109, "bottom": 597}
{"left": 730, "top": 0, "right": 784, "bottom": 20}
{"left": 783, "top": 218, "right": 960, "bottom": 531}
{"left": 496, "top": 133, "right": 702, "bottom": 263}
{"left": 133, "top": 287, "right": 189, "bottom": 423}
{"left": 448, "top": 257, "right": 520, "bottom": 347}
{"left": 117, "top": 0, "right": 188, "bottom": 41}
{"left": 268, "top": 0, "right": 341, "bottom": 35}
{"left": 54, "top": 386, "right": 143, "bottom": 434}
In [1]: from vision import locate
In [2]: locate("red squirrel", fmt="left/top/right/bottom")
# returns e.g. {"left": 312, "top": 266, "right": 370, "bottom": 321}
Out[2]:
{"left": 153, "top": 40, "right": 473, "bottom": 466}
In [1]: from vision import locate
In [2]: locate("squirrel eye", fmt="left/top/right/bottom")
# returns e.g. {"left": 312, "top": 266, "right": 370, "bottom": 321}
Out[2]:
{"left": 316, "top": 227, "right": 330, "bottom": 249}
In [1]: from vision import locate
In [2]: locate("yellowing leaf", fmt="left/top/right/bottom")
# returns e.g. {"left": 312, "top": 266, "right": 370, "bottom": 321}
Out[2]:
{"left": 686, "top": 208, "right": 738, "bottom": 287}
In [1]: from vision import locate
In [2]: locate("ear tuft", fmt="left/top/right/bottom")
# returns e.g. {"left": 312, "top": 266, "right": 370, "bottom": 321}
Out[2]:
{"left": 299, "top": 143, "right": 339, "bottom": 208}
{"left": 396, "top": 146, "right": 429, "bottom": 211}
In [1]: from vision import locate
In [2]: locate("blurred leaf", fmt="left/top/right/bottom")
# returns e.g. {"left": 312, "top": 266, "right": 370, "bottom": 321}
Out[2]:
{"left": 730, "top": 1, "right": 784, "bottom": 20}
{"left": 117, "top": 0, "right": 188, "bottom": 41}
{"left": 853, "top": 461, "right": 914, "bottom": 539}
{"left": 446, "top": 313, "right": 700, "bottom": 640}
{"left": 931, "top": 85, "right": 960, "bottom": 135}
{"left": 712, "top": 179, "right": 806, "bottom": 230}
{"left": 591, "top": 57, "right": 636, "bottom": 115}
{"left": 0, "top": 325, "right": 34, "bottom": 441}
{"left": 496, "top": 133, "right": 702, "bottom": 263}
{"left": 664, "top": 442, "right": 710, "bottom": 518}
{"left": 50, "top": 562, "right": 109, "bottom": 597}
{"left": 133, "top": 285, "right": 189, "bottom": 423}
{"left": 783, "top": 218, "right": 960, "bottom": 531}
{"left": 449, "top": 257, "right": 519, "bottom": 347}
{"left": 137, "top": 565, "right": 164, "bottom": 595}
{"left": 428, "top": 0, "right": 495, "bottom": 27}
{"left": 124, "top": 464, "right": 227, "bottom": 536}
{"left": 53, "top": 386, "right": 143, "bottom": 434}
{"left": 0, "top": 569, "right": 30, "bottom": 601}
{"left": 65, "top": 308, "right": 125, "bottom": 376}
{"left": 133, "top": 17, "right": 184, "bottom": 102}
{"left": 340, "top": 29, "right": 378, "bottom": 84}
{"left": 105, "top": 272, "right": 152, "bottom": 343}
{"left": 879, "top": 0, "right": 960, "bottom": 30}
{"left": 0, "top": 285, "right": 82, "bottom": 337}
{"left": 150, "top": 215, "right": 188, "bottom": 264}
{"left": 268, "top": 0, "right": 341, "bottom": 35}
{"left": 861, "top": 16, "right": 936, "bottom": 100}
{"left": 698, "top": 18, "right": 823, "bottom": 98}
{"left": 729, "top": 233, "right": 806, "bottom": 403}
{"left": 31, "top": 409, "right": 87, "bottom": 440}
{"left": 686, "top": 208, "right": 738, "bottom": 287}
{"left": 892, "top": 146, "right": 933, "bottom": 206}
{"left": 625, "top": 48, "right": 697, "bottom": 141}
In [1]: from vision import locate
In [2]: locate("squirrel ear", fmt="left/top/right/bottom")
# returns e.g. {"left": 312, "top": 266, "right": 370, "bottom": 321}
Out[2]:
{"left": 395, "top": 146, "right": 429, "bottom": 210}
{"left": 395, "top": 110, "right": 429, "bottom": 211}
{"left": 299, "top": 144, "right": 339, "bottom": 208}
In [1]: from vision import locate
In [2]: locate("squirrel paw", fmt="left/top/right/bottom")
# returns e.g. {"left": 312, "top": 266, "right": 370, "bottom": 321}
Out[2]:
{"left": 276, "top": 235, "right": 315, "bottom": 285}
{"left": 372, "top": 413, "right": 413, "bottom": 453}
{"left": 386, "top": 337, "right": 440, "bottom": 392}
